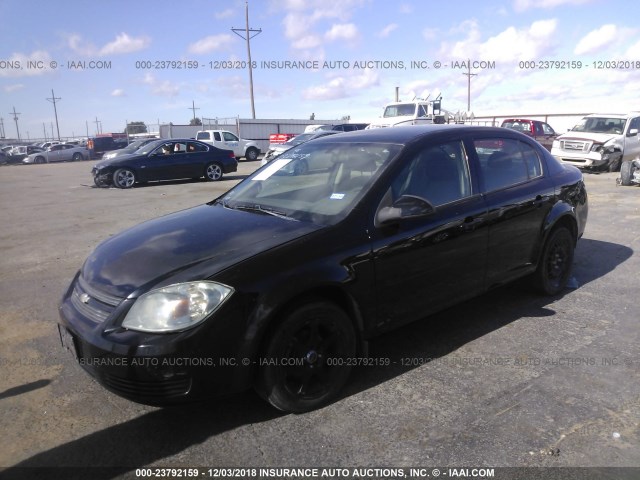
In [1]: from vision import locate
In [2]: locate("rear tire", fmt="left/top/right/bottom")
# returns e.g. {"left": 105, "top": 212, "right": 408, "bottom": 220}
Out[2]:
{"left": 256, "top": 302, "right": 356, "bottom": 413}
{"left": 72, "top": 152, "right": 83, "bottom": 161}
{"left": 205, "top": 163, "right": 223, "bottom": 181}
{"left": 245, "top": 147, "right": 259, "bottom": 161}
{"left": 532, "top": 226, "right": 575, "bottom": 295}
{"left": 620, "top": 160, "right": 636, "bottom": 186}
{"left": 35, "top": 156, "right": 46, "bottom": 164}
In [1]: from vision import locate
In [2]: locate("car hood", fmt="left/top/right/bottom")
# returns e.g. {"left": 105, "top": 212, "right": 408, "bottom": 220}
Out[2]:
{"left": 557, "top": 132, "right": 619, "bottom": 144}
{"left": 80, "top": 203, "right": 322, "bottom": 298}
{"left": 94, "top": 153, "right": 143, "bottom": 168}
{"left": 368, "top": 115, "right": 416, "bottom": 128}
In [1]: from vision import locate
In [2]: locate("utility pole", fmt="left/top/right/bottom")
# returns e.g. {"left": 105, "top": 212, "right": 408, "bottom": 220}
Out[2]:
{"left": 462, "top": 61, "right": 477, "bottom": 112}
{"left": 43, "top": 123, "right": 47, "bottom": 141}
{"left": 232, "top": 1, "right": 261, "bottom": 119}
{"left": 0, "top": 118, "right": 5, "bottom": 139}
{"left": 46, "top": 89, "right": 62, "bottom": 141}
{"left": 188, "top": 101, "right": 200, "bottom": 123}
{"left": 10, "top": 107, "right": 21, "bottom": 140}
{"left": 86, "top": 120, "right": 89, "bottom": 138}
{"left": 94, "top": 117, "right": 101, "bottom": 135}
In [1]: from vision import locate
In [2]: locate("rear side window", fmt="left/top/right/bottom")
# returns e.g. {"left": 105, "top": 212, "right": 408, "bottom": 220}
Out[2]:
{"left": 196, "top": 132, "right": 210, "bottom": 141}
{"left": 187, "top": 142, "right": 207, "bottom": 153}
{"left": 473, "top": 138, "right": 542, "bottom": 192}
{"left": 542, "top": 123, "right": 556, "bottom": 135}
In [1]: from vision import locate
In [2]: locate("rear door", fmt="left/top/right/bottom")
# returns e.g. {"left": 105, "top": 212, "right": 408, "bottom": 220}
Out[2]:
{"left": 468, "top": 135, "right": 555, "bottom": 288}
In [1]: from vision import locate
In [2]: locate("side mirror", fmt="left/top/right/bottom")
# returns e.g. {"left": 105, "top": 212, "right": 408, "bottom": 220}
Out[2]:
{"left": 376, "top": 194, "right": 435, "bottom": 226}
{"left": 627, "top": 128, "right": 638, "bottom": 137}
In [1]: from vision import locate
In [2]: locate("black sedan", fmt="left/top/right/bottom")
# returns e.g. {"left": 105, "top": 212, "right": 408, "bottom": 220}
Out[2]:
{"left": 59, "top": 125, "right": 588, "bottom": 412}
{"left": 92, "top": 138, "right": 238, "bottom": 188}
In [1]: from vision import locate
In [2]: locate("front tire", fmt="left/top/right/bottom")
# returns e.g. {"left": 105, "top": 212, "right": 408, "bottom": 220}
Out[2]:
{"left": 620, "top": 160, "right": 636, "bottom": 186}
{"left": 532, "top": 226, "right": 575, "bottom": 295}
{"left": 607, "top": 155, "right": 622, "bottom": 172}
{"left": 205, "top": 163, "right": 223, "bottom": 181}
{"left": 113, "top": 168, "right": 136, "bottom": 189}
{"left": 256, "top": 302, "right": 356, "bottom": 413}
{"left": 245, "top": 147, "right": 259, "bottom": 161}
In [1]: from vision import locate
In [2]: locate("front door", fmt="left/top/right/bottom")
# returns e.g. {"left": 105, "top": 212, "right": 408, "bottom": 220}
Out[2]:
{"left": 371, "top": 138, "right": 489, "bottom": 333}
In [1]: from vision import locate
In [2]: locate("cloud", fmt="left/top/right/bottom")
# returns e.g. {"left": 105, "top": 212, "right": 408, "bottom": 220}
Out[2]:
{"left": 67, "top": 33, "right": 150, "bottom": 56}
{"left": 141, "top": 73, "right": 180, "bottom": 97}
{"left": 325, "top": 23, "right": 359, "bottom": 42}
{"left": 0, "top": 50, "right": 53, "bottom": 77}
{"left": 111, "top": 89, "right": 126, "bottom": 97}
{"left": 442, "top": 19, "right": 558, "bottom": 62}
{"left": 513, "top": 0, "right": 592, "bottom": 11}
{"left": 303, "top": 68, "right": 379, "bottom": 100}
{"left": 277, "top": 0, "right": 366, "bottom": 54}
{"left": 187, "top": 34, "right": 235, "bottom": 54}
{"left": 100, "top": 33, "right": 151, "bottom": 55}
{"left": 4, "top": 84, "right": 25, "bottom": 92}
{"left": 215, "top": 8, "right": 234, "bottom": 19}
{"left": 574, "top": 24, "right": 618, "bottom": 55}
{"left": 378, "top": 23, "right": 398, "bottom": 38}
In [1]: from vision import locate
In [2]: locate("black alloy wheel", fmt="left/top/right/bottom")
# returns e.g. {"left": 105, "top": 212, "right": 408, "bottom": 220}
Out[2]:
{"left": 257, "top": 302, "right": 356, "bottom": 413}
{"left": 533, "top": 226, "right": 575, "bottom": 295}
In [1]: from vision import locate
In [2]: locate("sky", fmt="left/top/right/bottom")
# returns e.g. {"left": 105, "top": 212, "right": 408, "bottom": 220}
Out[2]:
{"left": 1, "top": 0, "right": 639, "bottom": 140}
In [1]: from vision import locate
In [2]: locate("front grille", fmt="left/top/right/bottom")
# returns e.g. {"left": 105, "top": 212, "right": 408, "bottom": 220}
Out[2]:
{"left": 561, "top": 140, "right": 589, "bottom": 152}
{"left": 102, "top": 373, "right": 192, "bottom": 399}
{"left": 70, "top": 276, "right": 124, "bottom": 324}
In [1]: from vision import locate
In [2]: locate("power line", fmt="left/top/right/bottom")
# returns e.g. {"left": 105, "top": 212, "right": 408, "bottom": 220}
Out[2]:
{"left": 232, "top": 1, "right": 261, "bottom": 119}
{"left": 462, "top": 62, "right": 478, "bottom": 112}
{"left": 46, "top": 89, "right": 62, "bottom": 141}
{"left": 10, "top": 107, "right": 21, "bottom": 140}
{"left": 189, "top": 100, "right": 200, "bottom": 123}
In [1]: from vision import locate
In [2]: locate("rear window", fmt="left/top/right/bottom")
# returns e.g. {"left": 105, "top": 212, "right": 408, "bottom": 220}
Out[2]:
{"left": 473, "top": 138, "right": 542, "bottom": 192}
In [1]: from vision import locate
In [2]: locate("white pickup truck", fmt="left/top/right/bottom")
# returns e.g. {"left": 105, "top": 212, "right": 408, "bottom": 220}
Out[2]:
{"left": 366, "top": 98, "right": 454, "bottom": 129}
{"left": 195, "top": 129, "right": 260, "bottom": 161}
{"left": 551, "top": 113, "right": 640, "bottom": 172}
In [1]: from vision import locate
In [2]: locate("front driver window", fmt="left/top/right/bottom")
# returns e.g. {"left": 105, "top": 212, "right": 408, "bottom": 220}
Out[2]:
{"left": 390, "top": 140, "right": 472, "bottom": 207}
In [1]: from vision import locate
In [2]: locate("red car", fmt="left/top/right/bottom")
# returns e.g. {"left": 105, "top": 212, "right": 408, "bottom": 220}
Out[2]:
{"left": 501, "top": 119, "right": 558, "bottom": 151}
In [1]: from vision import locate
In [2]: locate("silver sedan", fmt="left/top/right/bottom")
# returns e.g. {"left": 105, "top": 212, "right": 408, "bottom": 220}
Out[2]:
{"left": 23, "top": 144, "right": 89, "bottom": 164}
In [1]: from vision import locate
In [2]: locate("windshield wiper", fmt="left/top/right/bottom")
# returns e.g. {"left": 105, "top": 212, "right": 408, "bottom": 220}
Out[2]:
{"left": 233, "top": 203, "right": 297, "bottom": 221}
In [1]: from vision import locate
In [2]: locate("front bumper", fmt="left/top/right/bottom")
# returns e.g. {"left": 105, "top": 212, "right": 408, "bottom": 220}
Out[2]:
{"left": 551, "top": 150, "right": 620, "bottom": 169}
{"left": 58, "top": 273, "right": 252, "bottom": 405}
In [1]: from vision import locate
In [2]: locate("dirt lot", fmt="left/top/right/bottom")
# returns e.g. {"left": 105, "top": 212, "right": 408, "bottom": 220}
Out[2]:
{"left": 0, "top": 161, "right": 639, "bottom": 478}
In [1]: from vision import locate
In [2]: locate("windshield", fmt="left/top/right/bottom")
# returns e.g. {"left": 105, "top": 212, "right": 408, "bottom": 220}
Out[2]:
{"left": 383, "top": 104, "right": 417, "bottom": 118}
{"left": 571, "top": 117, "right": 626, "bottom": 134}
{"left": 136, "top": 140, "right": 164, "bottom": 155}
{"left": 219, "top": 141, "right": 402, "bottom": 225}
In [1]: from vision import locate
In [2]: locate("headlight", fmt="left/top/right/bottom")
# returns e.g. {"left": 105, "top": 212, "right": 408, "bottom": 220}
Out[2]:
{"left": 552, "top": 140, "right": 560, "bottom": 149}
{"left": 122, "top": 281, "right": 234, "bottom": 333}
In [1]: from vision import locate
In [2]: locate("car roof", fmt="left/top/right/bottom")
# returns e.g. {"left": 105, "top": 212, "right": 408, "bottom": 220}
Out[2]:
{"left": 584, "top": 113, "right": 640, "bottom": 119}
{"left": 308, "top": 124, "right": 523, "bottom": 145}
